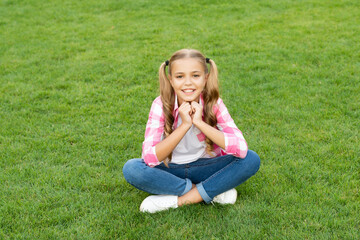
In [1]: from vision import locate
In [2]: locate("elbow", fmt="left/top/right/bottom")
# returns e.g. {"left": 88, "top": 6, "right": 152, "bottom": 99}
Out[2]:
{"left": 224, "top": 134, "right": 248, "bottom": 159}
{"left": 238, "top": 150, "right": 248, "bottom": 159}
{"left": 142, "top": 147, "right": 160, "bottom": 167}
{"left": 144, "top": 156, "right": 159, "bottom": 168}
{"left": 236, "top": 140, "right": 248, "bottom": 159}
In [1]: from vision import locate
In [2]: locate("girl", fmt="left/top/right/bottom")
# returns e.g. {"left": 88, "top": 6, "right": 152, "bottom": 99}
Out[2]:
{"left": 123, "top": 49, "right": 260, "bottom": 213}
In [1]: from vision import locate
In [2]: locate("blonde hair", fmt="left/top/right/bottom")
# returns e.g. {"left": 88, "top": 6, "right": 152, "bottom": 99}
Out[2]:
{"left": 159, "top": 49, "right": 219, "bottom": 166}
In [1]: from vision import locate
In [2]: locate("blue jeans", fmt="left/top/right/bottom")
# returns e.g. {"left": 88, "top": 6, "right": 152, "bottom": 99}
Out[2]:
{"left": 122, "top": 150, "right": 260, "bottom": 203}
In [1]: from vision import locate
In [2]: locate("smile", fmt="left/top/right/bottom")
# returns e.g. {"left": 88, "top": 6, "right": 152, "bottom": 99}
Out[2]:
{"left": 182, "top": 89, "right": 196, "bottom": 95}
{"left": 182, "top": 89, "right": 195, "bottom": 92}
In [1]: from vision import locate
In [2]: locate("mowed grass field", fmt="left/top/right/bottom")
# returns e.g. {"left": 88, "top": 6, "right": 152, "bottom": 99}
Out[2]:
{"left": 1, "top": 0, "right": 359, "bottom": 239}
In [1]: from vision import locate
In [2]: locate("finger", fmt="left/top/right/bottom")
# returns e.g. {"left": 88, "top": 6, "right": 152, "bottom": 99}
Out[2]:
{"left": 190, "top": 104, "right": 194, "bottom": 112}
{"left": 180, "top": 103, "right": 190, "bottom": 111}
{"left": 189, "top": 107, "right": 193, "bottom": 115}
{"left": 191, "top": 103, "right": 200, "bottom": 112}
{"left": 191, "top": 101, "right": 200, "bottom": 108}
{"left": 180, "top": 104, "right": 190, "bottom": 112}
{"left": 180, "top": 102, "right": 189, "bottom": 109}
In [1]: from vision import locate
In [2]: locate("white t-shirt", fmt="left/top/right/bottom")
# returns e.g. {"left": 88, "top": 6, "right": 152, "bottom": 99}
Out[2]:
{"left": 170, "top": 115, "right": 211, "bottom": 164}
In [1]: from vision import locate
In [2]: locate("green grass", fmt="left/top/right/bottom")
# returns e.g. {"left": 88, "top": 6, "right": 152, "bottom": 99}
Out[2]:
{"left": 1, "top": 0, "right": 359, "bottom": 239}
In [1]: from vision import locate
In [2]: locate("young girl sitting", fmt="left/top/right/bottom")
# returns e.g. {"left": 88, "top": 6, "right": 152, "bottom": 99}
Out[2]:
{"left": 123, "top": 49, "right": 260, "bottom": 213}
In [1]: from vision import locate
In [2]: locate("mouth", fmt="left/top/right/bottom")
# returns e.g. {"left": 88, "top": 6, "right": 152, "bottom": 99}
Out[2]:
{"left": 182, "top": 89, "right": 196, "bottom": 95}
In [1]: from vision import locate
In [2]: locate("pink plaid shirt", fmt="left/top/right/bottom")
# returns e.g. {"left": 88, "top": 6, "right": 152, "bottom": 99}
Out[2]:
{"left": 142, "top": 95, "right": 248, "bottom": 167}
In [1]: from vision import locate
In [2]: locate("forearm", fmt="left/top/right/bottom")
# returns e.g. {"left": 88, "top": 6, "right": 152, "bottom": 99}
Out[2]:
{"left": 155, "top": 123, "right": 191, "bottom": 162}
{"left": 193, "top": 120, "right": 225, "bottom": 149}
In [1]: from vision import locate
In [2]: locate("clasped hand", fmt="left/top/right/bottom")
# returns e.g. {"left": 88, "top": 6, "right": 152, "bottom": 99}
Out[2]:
{"left": 178, "top": 101, "right": 203, "bottom": 127}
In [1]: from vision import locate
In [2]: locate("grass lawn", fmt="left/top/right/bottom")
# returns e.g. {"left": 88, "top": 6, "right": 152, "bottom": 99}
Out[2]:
{"left": 1, "top": 0, "right": 359, "bottom": 239}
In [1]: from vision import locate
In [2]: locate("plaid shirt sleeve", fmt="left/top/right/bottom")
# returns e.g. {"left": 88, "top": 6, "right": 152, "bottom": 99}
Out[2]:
{"left": 215, "top": 98, "right": 248, "bottom": 159}
{"left": 141, "top": 96, "right": 165, "bottom": 167}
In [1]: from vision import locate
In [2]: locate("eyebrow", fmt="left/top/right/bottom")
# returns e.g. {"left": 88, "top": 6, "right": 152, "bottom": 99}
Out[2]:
{"left": 174, "top": 71, "right": 202, "bottom": 74}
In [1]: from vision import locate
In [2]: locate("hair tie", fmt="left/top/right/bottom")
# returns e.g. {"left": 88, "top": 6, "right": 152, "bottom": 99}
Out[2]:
{"left": 165, "top": 60, "right": 169, "bottom": 66}
{"left": 206, "top": 58, "right": 210, "bottom": 63}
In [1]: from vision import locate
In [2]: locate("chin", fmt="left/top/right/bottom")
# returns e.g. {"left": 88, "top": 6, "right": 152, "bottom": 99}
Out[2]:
{"left": 177, "top": 90, "right": 201, "bottom": 103}
{"left": 183, "top": 95, "right": 199, "bottom": 102}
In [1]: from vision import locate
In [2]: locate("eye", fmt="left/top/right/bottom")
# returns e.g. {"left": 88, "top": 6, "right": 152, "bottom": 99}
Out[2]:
{"left": 176, "top": 75, "right": 183, "bottom": 79}
{"left": 193, "top": 74, "right": 200, "bottom": 78}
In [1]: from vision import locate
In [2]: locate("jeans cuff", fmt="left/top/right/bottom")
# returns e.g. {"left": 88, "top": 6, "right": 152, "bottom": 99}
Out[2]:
{"left": 181, "top": 178, "right": 193, "bottom": 196}
{"left": 196, "top": 182, "right": 212, "bottom": 204}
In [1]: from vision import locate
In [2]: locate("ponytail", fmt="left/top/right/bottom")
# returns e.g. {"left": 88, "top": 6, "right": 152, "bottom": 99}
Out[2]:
{"left": 158, "top": 62, "right": 174, "bottom": 167}
{"left": 203, "top": 59, "right": 219, "bottom": 155}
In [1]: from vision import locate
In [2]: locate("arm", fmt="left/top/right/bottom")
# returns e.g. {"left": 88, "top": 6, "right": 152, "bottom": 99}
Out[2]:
{"left": 191, "top": 99, "right": 248, "bottom": 158}
{"left": 215, "top": 98, "right": 248, "bottom": 158}
{"left": 192, "top": 117, "right": 226, "bottom": 149}
{"left": 141, "top": 97, "right": 166, "bottom": 167}
{"left": 155, "top": 123, "right": 191, "bottom": 162}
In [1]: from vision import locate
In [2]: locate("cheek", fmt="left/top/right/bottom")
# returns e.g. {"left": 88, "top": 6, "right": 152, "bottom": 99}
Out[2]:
{"left": 171, "top": 81, "right": 180, "bottom": 90}
{"left": 175, "top": 84, "right": 183, "bottom": 91}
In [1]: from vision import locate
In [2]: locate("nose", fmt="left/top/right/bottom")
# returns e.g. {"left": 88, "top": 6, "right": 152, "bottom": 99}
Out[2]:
{"left": 184, "top": 76, "right": 192, "bottom": 85}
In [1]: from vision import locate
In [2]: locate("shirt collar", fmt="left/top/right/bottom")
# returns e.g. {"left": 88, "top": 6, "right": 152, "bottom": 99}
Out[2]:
{"left": 174, "top": 94, "right": 179, "bottom": 111}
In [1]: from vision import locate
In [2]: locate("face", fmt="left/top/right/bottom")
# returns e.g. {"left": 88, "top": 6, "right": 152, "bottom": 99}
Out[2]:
{"left": 169, "top": 58, "right": 208, "bottom": 105}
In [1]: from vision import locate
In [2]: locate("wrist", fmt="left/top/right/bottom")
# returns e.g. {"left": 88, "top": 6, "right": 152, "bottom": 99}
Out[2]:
{"left": 180, "top": 122, "right": 192, "bottom": 130}
{"left": 193, "top": 119, "right": 204, "bottom": 128}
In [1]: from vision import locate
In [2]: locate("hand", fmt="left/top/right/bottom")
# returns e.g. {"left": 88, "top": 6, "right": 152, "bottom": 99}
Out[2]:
{"left": 190, "top": 101, "right": 203, "bottom": 126}
{"left": 178, "top": 102, "right": 193, "bottom": 128}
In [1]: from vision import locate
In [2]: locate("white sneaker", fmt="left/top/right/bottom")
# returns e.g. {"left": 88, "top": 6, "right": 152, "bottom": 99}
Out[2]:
{"left": 212, "top": 188, "right": 237, "bottom": 204}
{"left": 140, "top": 195, "right": 178, "bottom": 213}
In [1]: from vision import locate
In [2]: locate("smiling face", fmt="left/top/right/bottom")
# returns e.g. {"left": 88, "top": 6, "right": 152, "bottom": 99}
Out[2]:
{"left": 169, "top": 58, "right": 208, "bottom": 106}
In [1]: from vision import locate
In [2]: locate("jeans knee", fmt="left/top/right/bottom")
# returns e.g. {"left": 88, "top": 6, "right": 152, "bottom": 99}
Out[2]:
{"left": 246, "top": 150, "right": 261, "bottom": 174}
{"left": 122, "top": 158, "right": 143, "bottom": 183}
